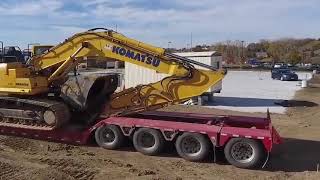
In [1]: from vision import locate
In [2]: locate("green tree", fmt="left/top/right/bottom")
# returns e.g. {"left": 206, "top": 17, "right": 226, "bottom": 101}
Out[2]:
{"left": 193, "top": 45, "right": 203, "bottom": 52}
{"left": 267, "top": 43, "right": 283, "bottom": 62}
{"left": 288, "top": 50, "right": 302, "bottom": 65}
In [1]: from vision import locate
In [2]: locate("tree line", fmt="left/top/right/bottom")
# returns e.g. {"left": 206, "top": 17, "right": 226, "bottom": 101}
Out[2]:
{"left": 170, "top": 38, "right": 320, "bottom": 65}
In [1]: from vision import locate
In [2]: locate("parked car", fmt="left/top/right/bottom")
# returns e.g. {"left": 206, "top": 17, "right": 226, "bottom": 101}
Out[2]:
{"left": 262, "top": 62, "right": 273, "bottom": 68}
{"left": 246, "top": 58, "right": 262, "bottom": 68}
{"left": 273, "top": 63, "right": 287, "bottom": 69}
{"left": 271, "top": 68, "right": 298, "bottom": 81}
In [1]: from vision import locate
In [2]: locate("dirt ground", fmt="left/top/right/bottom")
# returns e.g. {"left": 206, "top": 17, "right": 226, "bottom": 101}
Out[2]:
{"left": 1, "top": 87, "right": 320, "bottom": 180}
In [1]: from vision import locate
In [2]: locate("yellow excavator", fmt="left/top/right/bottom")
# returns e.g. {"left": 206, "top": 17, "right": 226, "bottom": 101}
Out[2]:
{"left": 0, "top": 28, "right": 225, "bottom": 130}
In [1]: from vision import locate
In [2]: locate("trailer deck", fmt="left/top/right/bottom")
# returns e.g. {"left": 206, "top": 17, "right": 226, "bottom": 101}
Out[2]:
{"left": 0, "top": 111, "right": 281, "bottom": 169}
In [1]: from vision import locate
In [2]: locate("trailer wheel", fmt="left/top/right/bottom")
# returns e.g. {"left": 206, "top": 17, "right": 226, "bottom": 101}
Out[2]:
{"left": 95, "top": 125, "right": 124, "bottom": 150}
{"left": 175, "top": 132, "right": 210, "bottom": 162}
{"left": 224, "top": 138, "right": 266, "bottom": 169}
{"left": 133, "top": 128, "right": 165, "bottom": 155}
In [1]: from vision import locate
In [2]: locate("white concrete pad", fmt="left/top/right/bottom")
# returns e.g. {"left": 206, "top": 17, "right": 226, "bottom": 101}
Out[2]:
{"left": 205, "top": 70, "right": 312, "bottom": 113}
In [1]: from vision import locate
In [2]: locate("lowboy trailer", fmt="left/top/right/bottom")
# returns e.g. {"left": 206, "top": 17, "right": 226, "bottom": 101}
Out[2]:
{"left": 0, "top": 111, "right": 281, "bottom": 169}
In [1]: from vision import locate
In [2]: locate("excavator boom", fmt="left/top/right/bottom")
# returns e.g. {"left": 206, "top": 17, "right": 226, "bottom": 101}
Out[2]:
{"left": 30, "top": 28, "right": 225, "bottom": 116}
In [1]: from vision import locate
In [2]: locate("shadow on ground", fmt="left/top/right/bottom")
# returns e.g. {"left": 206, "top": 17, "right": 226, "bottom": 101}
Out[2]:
{"left": 274, "top": 100, "right": 318, "bottom": 107}
{"left": 265, "top": 138, "right": 320, "bottom": 172}
{"left": 206, "top": 96, "right": 318, "bottom": 108}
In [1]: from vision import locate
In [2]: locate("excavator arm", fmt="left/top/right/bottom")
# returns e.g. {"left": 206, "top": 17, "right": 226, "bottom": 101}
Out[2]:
{"left": 29, "top": 28, "right": 225, "bottom": 116}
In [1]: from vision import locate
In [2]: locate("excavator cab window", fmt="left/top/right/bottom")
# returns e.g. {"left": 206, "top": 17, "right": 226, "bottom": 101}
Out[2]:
{"left": 32, "top": 45, "right": 54, "bottom": 56}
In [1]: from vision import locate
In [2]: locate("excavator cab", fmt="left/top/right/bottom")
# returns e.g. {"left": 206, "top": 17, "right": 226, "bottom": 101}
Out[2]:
{"left": 23, "top": 45, "right": 55, "bottom": 65}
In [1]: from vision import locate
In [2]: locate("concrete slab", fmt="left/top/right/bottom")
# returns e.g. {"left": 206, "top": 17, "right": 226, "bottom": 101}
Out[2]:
{"left": 205, "top": 70, "right": 312, "bottom": 113}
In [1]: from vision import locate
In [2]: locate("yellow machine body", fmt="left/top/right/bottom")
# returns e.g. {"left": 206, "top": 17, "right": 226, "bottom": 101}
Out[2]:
{"left": 0, "top": 29, "right": 225, "bottom": 115}
{"left": 0, "top": 63, "right": 48, "bottom": 94}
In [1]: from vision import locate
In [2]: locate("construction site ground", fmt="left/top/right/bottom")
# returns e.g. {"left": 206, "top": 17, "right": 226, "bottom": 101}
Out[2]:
{"left": 1, "top": 86, "right": 320, "bottom": 179}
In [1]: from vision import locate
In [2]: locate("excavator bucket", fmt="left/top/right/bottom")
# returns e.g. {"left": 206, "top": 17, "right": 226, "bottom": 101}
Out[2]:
{"left": 60, "top": 73, "right": 118, "bottom": 122}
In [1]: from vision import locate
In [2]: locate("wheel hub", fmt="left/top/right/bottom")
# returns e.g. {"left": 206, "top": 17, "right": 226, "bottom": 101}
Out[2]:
{"left": 139, "top": 132, "right": 155, "bottom": 148}
{"left": 181, "top": 136, "right": 201, "bottom": 155}
{"left": 102, "top": 128, "right": 116, "bottom": 143}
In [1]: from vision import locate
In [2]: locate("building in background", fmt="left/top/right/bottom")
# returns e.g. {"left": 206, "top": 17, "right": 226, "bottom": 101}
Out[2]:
{"left": 255, "top": 51, "right": 268, "bottom": 59}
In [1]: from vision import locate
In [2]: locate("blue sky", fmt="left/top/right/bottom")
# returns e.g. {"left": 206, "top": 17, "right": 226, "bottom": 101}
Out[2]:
{"left": 0, "top": 0, "right": 319, "bottom": 49}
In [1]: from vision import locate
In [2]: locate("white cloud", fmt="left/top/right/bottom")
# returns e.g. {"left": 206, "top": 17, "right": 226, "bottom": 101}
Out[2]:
{"left": 79, "top": 0, "right": 134, "bottom": 6}
{"left": 52, "top": 25, "right": 87, "bottom": 34}
{"left": 0, "top": 0, "right": 319, "bottom": 48}
{"left": 0, "top": 0, "right": 62, "bottom": 16}
{"left": 88, "top": 0, "right": 320, "bottom": 47}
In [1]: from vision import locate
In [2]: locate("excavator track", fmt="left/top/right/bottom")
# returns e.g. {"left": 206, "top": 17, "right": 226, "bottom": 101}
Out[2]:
{"left": 0, "top": 96, "right": 70, "bottom": 130}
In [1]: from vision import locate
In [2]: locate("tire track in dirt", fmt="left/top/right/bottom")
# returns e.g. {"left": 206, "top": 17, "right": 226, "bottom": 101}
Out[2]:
{"left": 0, "top": 136, "right": 39, "bottom": 153}
{"left": 99, "top": 158, "right": 158, "bottom": 177}
{"left": 0, "top": 160, "right": 29, "bottom": 180}
{"left": 32, "top": 156, "right": 99, "bottom": 180}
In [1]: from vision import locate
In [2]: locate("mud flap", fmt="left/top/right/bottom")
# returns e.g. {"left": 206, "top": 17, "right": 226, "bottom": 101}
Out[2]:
{"left": 262, "top": 152, "right": 270, "bottom": 168}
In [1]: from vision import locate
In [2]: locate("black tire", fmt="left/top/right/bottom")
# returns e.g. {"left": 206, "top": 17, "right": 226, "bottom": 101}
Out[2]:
{"left": 175, "top": 132, "right": 210, "bottom": 162}
{"left": 95, "top": 125, "right": 125, "bottom": 149}
{"left": 224, "top": 138, "right": 266, "bottom": 169}
{"left": 133, "top": 128, "right": 165, "bottom": 155}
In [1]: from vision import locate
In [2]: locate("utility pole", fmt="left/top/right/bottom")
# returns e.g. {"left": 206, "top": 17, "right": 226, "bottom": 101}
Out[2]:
{"left": 115, "top": 24, "right": 118, "bottom": 32}
{"left": 190, "top": 32, "right": 193, "bottom": 52}
{"left": 241, "top": 40, "right": 244, "bottom": 63}
{"left": 167, "top": 41, "right": 172, "bottom": 49}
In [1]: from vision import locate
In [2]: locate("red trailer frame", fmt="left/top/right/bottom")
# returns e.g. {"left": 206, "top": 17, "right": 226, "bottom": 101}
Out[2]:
{"left": 0, "top": 111, "right": 281, "bottom": 168}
